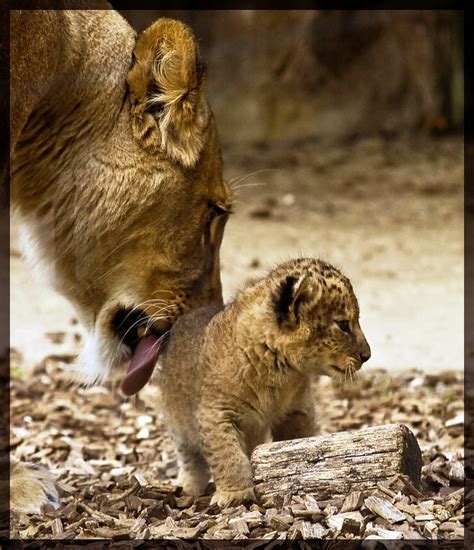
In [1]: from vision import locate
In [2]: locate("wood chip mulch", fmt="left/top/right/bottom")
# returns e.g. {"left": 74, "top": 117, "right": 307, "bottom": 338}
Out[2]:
{"left": 9, "top": 352, "right": 466, "bottom": 542}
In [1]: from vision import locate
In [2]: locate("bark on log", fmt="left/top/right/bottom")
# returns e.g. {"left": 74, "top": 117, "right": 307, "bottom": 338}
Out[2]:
{"left": 251, "top": 424, "right": 421, "bottom": 505}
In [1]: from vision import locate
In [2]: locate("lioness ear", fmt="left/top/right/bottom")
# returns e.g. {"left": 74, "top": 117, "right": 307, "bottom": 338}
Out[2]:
{"left": 127, "top": 18, "right": 209, "bottom": 167}
{"left": 274, "top": 271, "right": 316, "bottom": 328}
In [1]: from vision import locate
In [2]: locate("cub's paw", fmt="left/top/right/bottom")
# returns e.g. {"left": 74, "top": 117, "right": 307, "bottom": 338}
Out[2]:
{"left": 210, "top": 486, "right": 256, "bottom": 509}
{"left": 181, "top": 478, "right": 209, "bottom": 497}
{"left": 178, "top": 470, "right": 210, "bottom": 497}
{"left": 11, "top": 461, "right": 60, "bottom": 514}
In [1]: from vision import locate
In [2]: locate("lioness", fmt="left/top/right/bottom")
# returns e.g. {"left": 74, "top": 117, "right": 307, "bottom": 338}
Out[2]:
{"left": 158, "top": 258, "right": 371, "bottom": 508}
{"left": 10, "top": 8, "right": 232, "bottom": 513}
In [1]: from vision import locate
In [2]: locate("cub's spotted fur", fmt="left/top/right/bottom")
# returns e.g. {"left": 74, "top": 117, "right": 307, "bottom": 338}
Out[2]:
{"left": 158, "top": 258, "right": 371, "bottom": 508}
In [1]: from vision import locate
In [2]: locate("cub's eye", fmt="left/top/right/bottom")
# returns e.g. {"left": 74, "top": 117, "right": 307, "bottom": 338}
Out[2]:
{"left": 336, "top": 320, "right": 351, "bottom": 333}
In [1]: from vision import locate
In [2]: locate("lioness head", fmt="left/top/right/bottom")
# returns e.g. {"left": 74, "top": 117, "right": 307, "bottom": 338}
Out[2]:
{"left": 241, "top": 258, "right": 370, "bottom": 378}
{"left": 12, "top": 14, "right": 232, "bottom": 389}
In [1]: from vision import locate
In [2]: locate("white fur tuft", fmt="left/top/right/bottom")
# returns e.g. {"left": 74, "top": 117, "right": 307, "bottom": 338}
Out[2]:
{"left": 17, "top": 212, "right": 57, "bottom": 288}
{"left": 73, "top": 330, "right": 130, "bottom": 385}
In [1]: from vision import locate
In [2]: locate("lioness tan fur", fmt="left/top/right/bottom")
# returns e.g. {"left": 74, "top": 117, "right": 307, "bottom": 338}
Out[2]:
{"left": 158, "top": 258, "right": 371, "bottom": 508}
{"left": 10, "top": 7, "right": 232, "bottom": 513}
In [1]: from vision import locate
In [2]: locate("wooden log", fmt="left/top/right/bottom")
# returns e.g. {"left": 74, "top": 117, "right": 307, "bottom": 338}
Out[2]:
{"left": 251, "top": 424, "right": 421, "bottom": 505}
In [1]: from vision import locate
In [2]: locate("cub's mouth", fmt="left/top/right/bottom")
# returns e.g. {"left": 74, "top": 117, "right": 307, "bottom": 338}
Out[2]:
{"left": 111, "top": 308, "right": 172, "bottom": 396}
{"left": 328, "top": 365, "right": 344, "bottom": 377}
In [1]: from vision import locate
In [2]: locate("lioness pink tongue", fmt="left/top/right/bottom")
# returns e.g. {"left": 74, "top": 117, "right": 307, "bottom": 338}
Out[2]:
{"left": 120, "top": 335, "right": 161, "bottom": 396}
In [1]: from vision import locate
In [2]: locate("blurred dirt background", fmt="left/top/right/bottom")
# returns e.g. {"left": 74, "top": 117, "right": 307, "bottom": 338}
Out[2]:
{"left": 9, "top": 8, "right": 466, "bottom": 542}
{"left": 10, "top": 135, "right": 464, "bottom": 373}
{"left": 10, "top": 9, "right": 464, "bottom": 374}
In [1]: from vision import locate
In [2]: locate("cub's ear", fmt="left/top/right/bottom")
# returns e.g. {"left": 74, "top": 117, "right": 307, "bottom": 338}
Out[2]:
{"left": 127, "top": 18, "right": 209, "bottom": 167}
{"left": 274, "top": 271, "right": 317, "bottom": 328}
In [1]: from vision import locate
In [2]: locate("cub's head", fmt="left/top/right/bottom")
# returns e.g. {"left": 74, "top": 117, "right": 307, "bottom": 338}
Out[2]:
{"left": 269, "top": 258, "right": 371, "bottom": 377}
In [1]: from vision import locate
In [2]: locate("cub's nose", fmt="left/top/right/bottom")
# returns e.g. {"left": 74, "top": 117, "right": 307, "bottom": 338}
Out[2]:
{"left": 360, "top": 347, "right": 371, "bottom": 364}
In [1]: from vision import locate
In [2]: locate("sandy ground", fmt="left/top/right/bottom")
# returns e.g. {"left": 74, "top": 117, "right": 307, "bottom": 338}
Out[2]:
{"left": 10, "top": 135, "right": 463, "bottom": 373}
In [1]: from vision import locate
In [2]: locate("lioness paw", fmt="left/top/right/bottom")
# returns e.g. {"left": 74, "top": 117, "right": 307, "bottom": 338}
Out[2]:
{"left": 10, "top": 461, "right": 60, "bottom": 515}
{"left": 210, "top": 487, "right": 256, "bottom": 508}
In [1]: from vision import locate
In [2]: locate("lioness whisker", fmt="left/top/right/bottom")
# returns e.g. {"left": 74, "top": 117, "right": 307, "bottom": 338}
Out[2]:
{"left": 117, "top": 299, "right": 173, "bottom": 327}
{"left": 228, "top": 168, "right": 278, "bottom": 186}
{"left": 115, "top": 315, "right": 150, "bottom": 349}
{"left": 151, "top": 289, "right": 175, "bottom": 296}
{"left": 148, "top": 329, "right": 171, "bottom": 356}
{"left": 116, "top": 310, "right": 175, "bottom": 353}
{"left": 231, "top": 181, "right": 267, "bottom": 191}
{"left": 144, "top": 309, "right": 177, "bottom": 332}
{"left": 140, "top": 299, "right": 176, "bottom": 311}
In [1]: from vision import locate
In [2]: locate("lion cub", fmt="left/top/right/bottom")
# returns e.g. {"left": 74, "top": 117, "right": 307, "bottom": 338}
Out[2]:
{"left": 157, "top": 258, "right": 371, "bottom": 507}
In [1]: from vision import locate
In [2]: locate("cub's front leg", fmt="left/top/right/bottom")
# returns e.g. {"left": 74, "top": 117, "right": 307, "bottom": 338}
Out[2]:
{"left": 272, "top": 380, "right": 316, "bottom": 441}
{"left": 198, "top": 405, "right": 256, "bottom": 508}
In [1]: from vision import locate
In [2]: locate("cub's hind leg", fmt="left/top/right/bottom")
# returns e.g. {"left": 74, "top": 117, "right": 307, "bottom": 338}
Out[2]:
{"left": 174, "top": 438, "right": 210, "bottom": 497}
{"left": 272, "top": 381, "right": 316, "bottom": 442}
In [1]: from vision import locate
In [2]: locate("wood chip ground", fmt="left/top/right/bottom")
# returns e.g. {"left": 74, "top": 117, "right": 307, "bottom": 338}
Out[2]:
{"left": 9, "top": 354, "right": 465, "bottom": 542}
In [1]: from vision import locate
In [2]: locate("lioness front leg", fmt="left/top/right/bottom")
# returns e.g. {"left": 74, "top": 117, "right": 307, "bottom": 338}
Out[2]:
{"left": 198, "top": 407, "right": 256, "bottom": 508}
{"left": 272, "top": 382, "right": 316, "bottom": 441}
